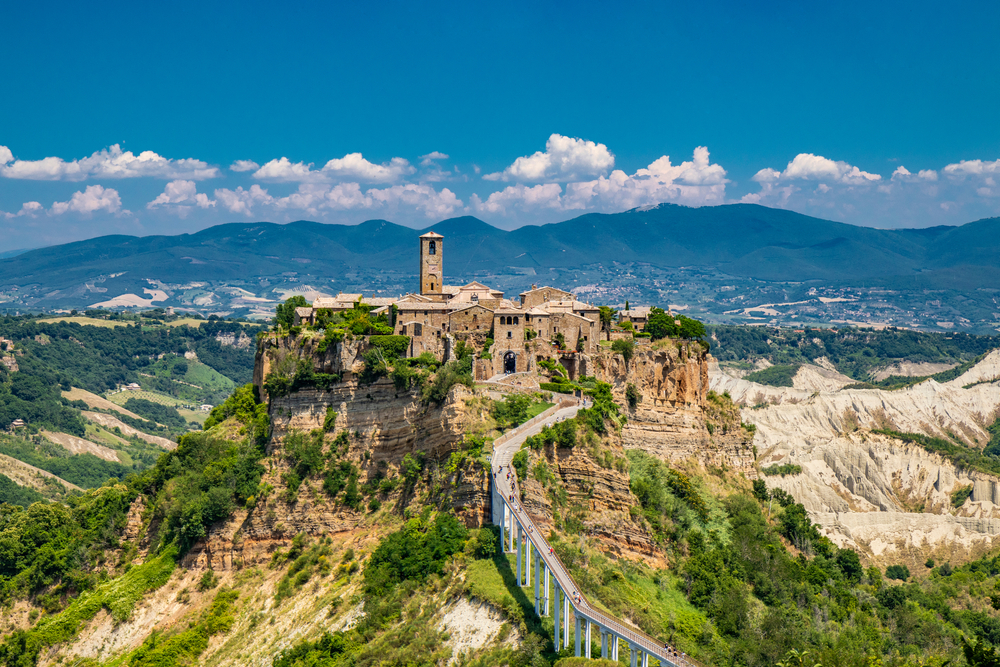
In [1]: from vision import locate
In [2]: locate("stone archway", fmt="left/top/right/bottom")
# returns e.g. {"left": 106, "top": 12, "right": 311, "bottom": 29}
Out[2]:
{"left": 504, "top": 351, "right": 517, "bottom": 374}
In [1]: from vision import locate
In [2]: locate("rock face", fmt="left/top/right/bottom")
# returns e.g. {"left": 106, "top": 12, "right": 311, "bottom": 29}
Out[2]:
{"left": 712, "top": 350, "right": 1000, "bottom": 566}
{"left": 520, "top": 436, "right": 663, "bottom": 564}
{"left": 590, "top": 344, "right": 756, "bottom": 476}
{"left": 182, "top": 333, "right": 490, "bottom": 570}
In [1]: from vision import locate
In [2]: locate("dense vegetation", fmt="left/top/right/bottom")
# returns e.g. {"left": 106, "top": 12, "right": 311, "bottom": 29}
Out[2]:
{"left": 0, "top": 473, "right": 45, "bottom": 507}
{"left": 122, "top": 398, "right": 187, "bottom": 430}
{"left": 0, "top": 435, "right": 132, "bottom": 488}
{"left": 710, "top": 324, "right": 999, "bottom": 381}
{"left": 0, "top": 314, "right": 262, "bottom": 433}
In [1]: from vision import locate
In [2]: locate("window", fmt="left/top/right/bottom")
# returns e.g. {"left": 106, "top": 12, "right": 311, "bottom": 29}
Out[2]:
{"left": 507, "top": 331, "right": 512, "bottom": 338}
{"left": 428, "top": 240, "right": 436, "bottom": 255}
{"left": 472, "top": 314, "right": 477, "bottom": 323}
{"left": 414, "top": 323, "right": 422, "bottom": 336}
{"left": 401, "top": 325, "right": 406, "bottom": 335}
{"left": 513, "top": 316, "right": 518, "bottom": 325}
{"left": 472, "top": 294, "right": 478, "bottom": 302}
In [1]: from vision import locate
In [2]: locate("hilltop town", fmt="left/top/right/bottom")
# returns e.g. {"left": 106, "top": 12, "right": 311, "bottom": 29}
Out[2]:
{"left": 292, "top": 231, "right": 664, "bottom": 381}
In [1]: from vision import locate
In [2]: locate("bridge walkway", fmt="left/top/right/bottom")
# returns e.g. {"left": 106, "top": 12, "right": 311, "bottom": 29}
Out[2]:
{"left": 490, "top": 399, "right": 700, "bottom": 667}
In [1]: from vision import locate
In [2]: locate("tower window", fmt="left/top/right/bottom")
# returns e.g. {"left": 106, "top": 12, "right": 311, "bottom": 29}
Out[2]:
{"left": 429, "top": 240, "right": 436, "bottom": 255}
{"left": 507, "top": 331, "right": 512, "bottom": 338}
{"left": 513, "top": 316, "right": 518, "bottom": 325}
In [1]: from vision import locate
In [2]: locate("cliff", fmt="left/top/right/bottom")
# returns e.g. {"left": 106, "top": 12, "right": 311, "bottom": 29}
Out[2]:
{"left": 590, "top": 342, "right": 757, "bottom": 476}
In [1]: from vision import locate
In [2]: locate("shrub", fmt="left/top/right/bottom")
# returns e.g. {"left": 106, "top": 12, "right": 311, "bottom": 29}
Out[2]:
{"left": 363, "top": 514, "right": 468, "bottom": 596}
{"left": 611, "top": 339, "right": 635, "bottom": 365}
{"left": 625, "top": 383, "right": 641, "bottom": 410}
{"left": 951, "top": 484, "right": 974, "bottom": 507}
{"left": 885, "top": 564, "right": 910, "bottom": 581}
{"left": 422, "top": 358, "right": 473, "bottom": 404}
{"left": 762, "top": 463, "right": 803, "bottom": 477}
{"left": 491, "top": 395, "right": 531, "bottom": 431}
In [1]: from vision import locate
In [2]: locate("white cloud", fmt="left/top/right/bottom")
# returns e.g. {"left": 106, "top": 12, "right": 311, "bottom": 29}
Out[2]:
{"left": 778, "top": 153, "right": 882, "bottom": 184}
{"left": 0, "top": 145, "right": 219, "bottom": 181}
{"left": 147, "top": 180, "right": 216, "bottom": 216}
{"left": 943, "top": 158, "right": 1000, "bottom": 178}
{"left": 419, "top": 151, "right": 449, "bottom": 167}
{"left": 471, "top": 147, "right": 727, "bottom": 216}
{"left": 891, "top": 166, "right": 938, "bottom": 182}
{"left": 2, "top": 201, "right": 44, "bottom": 219}
{"left": 563, "top": 147, "right": 728, "bottom": 210}
{"left": 0, "top": 146, "right": 12, "bottom": 164}
{"left": 230, "top": 160, "right": 260, "bottom": 172}
{"left": 252, "top": 153, "right": 415, "bottom": 184}
{"left": 50, "top": 185, "right": 124, "bottom": 216}
{"left": 751, "top": 167, "right": 782, "bottom": 184}
{"left": 212, "top": 180, "right": 462, "bottom": 220}
{"left": 214, "top": 185, "right": 275, "bottom": 216}
{"left": 321, "top": 154, "right": 414, "bottom": 183}
{"left": 484, "top": 134, "right": 615, "bottom": 182}
{"left": 470, "top": 184, "right": 564, "bottom": 215}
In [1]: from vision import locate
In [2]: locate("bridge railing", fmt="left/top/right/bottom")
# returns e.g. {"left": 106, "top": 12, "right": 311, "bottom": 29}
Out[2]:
{"left": 492, "top": 398, "right": 702, "bottom": 667}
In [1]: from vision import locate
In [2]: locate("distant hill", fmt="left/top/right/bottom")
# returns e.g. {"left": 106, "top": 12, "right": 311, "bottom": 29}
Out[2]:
{"left": 3, "top": 204, "right": 998, "bottom": 287}
{"left": 1, "top": 203, "right": 998, "bottom": 310}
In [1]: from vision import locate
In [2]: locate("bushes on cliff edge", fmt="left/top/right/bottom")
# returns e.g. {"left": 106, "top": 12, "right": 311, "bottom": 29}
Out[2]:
{"left": 363, "top": 513, "right": 468, "bottom": 596}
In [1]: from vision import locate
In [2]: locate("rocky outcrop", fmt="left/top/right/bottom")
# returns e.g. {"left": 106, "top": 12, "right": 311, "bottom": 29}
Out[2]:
{"left": 184, "top": 333, "right": 490, "bottom": 570}
{"left": 715, "top": 350, "right": 1000, "bottom": 563}
{"left": 591, "top": 344, "right": 756, "bottom": 476}
{"left": 519, "top": 436, "right": 664, "bottom": 565}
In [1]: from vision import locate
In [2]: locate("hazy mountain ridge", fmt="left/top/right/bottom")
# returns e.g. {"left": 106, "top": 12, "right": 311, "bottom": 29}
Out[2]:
{"left": 2, "top": 204, "right": 999, "bottom": 331}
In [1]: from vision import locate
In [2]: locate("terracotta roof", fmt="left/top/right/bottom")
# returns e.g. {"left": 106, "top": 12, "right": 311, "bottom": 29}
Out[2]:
{"left": 294, "top": 307, "right": 313, "bottom": 316}
{"left": 525, "top": 307, "right": 550, "bottom": 316}
{"left": 420, "top": 231, "right": 444, "bottom": 238}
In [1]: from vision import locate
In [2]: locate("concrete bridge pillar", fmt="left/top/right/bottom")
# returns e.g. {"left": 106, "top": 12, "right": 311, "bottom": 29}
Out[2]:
{"left": 533, "top": 551, "right": 540, "bottom": 614}
{"left": 641, "top": 650, "right": 649, "bottom": 667}
{"left": 601, "top": 629, "right": 608, "bottom": 658}
{"left": 563, "top": 595, "right": 570, "bottom": 648}
{"left": 629, "top": 642, "right": 638, "bottom": 667}
{"left": 552, "top": 584, "right": 561, "bottom": 653}
{"left": 575, "top": 616, "right": 581, "bottom": 657}
{"left": 516, "top": 524, "right": 523, "bottom": 583}
{"left": 507, "top": 506, "right": 514, "bottom": 552}
{"left": 525, "top": 539, "right": 531, "bottom": 587}
{"left": 612, "top": 634, "right": 619, "bottom": 661}
{"left": 585, "top": 619, "right": 592, "bottom": 658}
{"left": 544, "top": 567, "right": 550, "bottom": 616}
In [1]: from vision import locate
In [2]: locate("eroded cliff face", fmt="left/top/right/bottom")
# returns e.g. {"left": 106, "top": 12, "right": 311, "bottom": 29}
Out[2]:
{"left": 519, "top": 434, "right": 664, "bottom": 565}
{"left": 712, "top": 351, "right": 1000, "bottom": 569}
{"left": 590, "top": 343, "right": 756, "bottom": 476}
{"left": 180, "top": 333, "right": 489, "bottom": 571}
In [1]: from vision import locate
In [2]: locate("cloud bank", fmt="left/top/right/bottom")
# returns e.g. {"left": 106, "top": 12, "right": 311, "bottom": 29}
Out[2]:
{"left": 2, "top": 138, "right": 999, "bottom": 231}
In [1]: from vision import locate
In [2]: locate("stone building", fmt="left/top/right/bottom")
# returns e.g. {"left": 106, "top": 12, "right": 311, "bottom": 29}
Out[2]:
{"left": 292, "top": 230, "right": 642, "bottom": 378}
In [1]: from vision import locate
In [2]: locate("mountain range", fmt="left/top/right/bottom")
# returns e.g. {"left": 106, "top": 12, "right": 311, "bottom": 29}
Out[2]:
{"left": 1, "top": 203, "right": 999, "bottom": 322}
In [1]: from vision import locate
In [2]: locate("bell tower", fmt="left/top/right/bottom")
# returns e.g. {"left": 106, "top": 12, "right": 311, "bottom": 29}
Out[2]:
{"left": 419, "top": 231, "right": 443, "bottom": 297}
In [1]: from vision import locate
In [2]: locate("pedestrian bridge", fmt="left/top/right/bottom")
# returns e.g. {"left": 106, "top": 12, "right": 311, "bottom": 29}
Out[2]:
{"left": 490, "top": 399, "right": 700, "bottom": 667}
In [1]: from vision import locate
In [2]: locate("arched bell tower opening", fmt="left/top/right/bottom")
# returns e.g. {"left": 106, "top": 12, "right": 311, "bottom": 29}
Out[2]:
{"left": 419, "top": 231, "right": 444, "bottom": 297}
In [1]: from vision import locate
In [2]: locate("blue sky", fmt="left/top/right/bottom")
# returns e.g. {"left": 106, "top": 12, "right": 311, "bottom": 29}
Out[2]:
{"left": 1, "top": 0, "right": 998, "bottom": 250}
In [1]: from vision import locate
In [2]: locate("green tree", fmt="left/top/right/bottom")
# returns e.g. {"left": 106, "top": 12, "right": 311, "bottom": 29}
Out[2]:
{"left": 645, "top": 308, "right": 678, "bottom": 340}
{"left": 275, "top": 296, "right": 309, "bottom": 329}
{"left": 598, "top": 306, "right": 617, "bottom": 333}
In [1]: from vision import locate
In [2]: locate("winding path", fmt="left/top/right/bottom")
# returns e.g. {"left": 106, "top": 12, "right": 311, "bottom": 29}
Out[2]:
{"left": 490, "top": 400, "right": 700, "bottom": 667}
